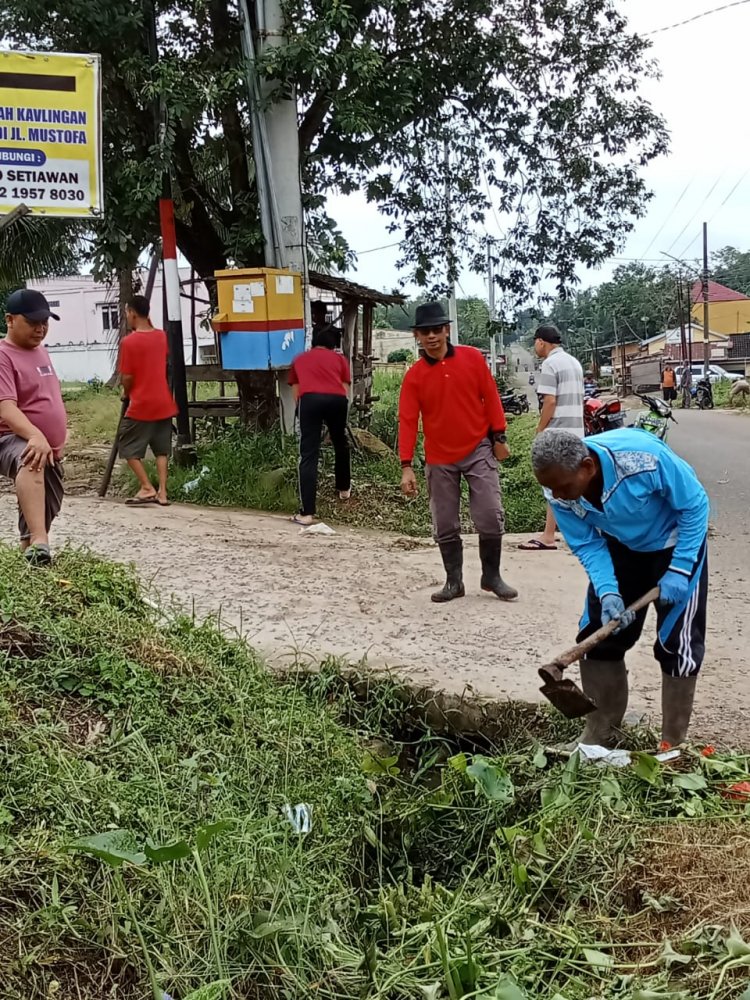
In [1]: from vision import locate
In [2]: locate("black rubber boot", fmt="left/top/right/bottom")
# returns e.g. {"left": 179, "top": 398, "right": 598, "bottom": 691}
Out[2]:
{"left": 479, "top": 537, "right": 518, "bottom": 601}
{"left": 573, "top": 659, "right": 629, "bottom": 748}
{"left": 431, "top": 539, "right": 465, "bottom": 603}
{"left": 660, "top": 674, "right": 698, "bottom": 747}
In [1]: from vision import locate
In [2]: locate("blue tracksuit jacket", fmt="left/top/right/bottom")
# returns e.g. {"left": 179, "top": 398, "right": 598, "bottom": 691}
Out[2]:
{"left": 546, "top": 429, "right": 709, "bottom": 598}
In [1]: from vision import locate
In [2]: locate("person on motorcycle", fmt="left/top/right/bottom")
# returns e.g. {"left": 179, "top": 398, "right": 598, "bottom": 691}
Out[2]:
{"left": 519, "top": 325, "right": 584, "bottom": 552}
{"left": 531, "top": 428, "right": 709, "bottom": 749}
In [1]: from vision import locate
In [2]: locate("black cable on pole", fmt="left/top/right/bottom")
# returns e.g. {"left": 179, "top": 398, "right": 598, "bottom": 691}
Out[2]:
{"left": 645, "top": 0, "right": 750, "bottom": 35}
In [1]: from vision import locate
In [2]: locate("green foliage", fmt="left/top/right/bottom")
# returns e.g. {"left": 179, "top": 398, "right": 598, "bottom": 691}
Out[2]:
{"left": 0, "top": 217, "right": 85, "bottom": 286}
{"left": 2, "top": 0, "right": 666, "bottom": 295}
{"left": 712, "top": 246, "right": 750, "bottom": 297}
{"left": 1, "top": 550, "right": 749, "bottom": 998}
{"left": 545, "top": 262, "right": 683, "bottom": 367}
{"left": 386, "top": 348, "right": 414, "bottom": 363}
{"left": 153, "top": 371, "right": 546, "bottom": 535}
{"left": 0, "top": 546, "right": 366, "bottom": 998}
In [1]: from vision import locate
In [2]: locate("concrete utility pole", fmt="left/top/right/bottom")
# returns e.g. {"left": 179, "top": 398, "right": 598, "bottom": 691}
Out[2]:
{"left": 702, "top": 221, "right": 710, "bottom": 376}
{"left": 487, "top": 242, "right": 496, "bottom": 374}
{"left": 444, "top": 142, "right": 459, "bottom": 344}
{"left": 239, "top": 0, "right": 308, "bottom": 432}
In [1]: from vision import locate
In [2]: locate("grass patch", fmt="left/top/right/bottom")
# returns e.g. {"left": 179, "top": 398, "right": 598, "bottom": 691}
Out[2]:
{"left": 1, "top": 550, "right": 750, "bottom": 999}
{"left": 713, "top": 378, "right": 750, "bottom": 410}
{"left": 62, "top": 370, "right": 546, "bottom": 533}
{"left": 63, "top": 384, "right": 122, "bottom": 449}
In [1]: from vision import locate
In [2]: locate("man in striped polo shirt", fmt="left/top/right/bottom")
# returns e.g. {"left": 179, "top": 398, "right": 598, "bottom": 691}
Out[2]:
{"left": 520, "top": 324, "right": 584, "bottom": 551}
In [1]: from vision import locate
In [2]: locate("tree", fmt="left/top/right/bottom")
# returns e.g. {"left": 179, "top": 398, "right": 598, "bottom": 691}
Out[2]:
{"left": 544, "top": 262, "right": 682, "bottom": 366}
{"left": 1, "top": 0, "right": 666, "bottom": 305}
{"left": 711, "top": 247, "right": 750, "bottom": 297}
{"left": 0, "top": 215, "right": 85, "bottom": 287}
{"left": 386, "top": 348, "right": 413, "bottom": 363}
{"left": 456, "top": 298, "right": 490, "bottom": 350}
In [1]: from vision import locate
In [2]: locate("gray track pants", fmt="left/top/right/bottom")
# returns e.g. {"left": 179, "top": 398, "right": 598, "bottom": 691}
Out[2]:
{"left": 425, "top": 438, "right": 505, "bottom": 545}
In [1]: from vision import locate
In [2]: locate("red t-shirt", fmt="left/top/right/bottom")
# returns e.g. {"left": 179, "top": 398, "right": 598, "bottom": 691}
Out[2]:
{"left": 119, "top": 328, "right": 177, "bottom": 421}
{"left": 398, "top": 345, "right": 507, "bottom": 465}
{"left": 0, "top": 341, "right": 68, "bottom": 454}
{"left": 288, "top": 348, "right": 351, "bottom": 398}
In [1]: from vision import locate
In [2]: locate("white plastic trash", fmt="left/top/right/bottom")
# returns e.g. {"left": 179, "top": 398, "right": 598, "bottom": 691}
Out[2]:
{"left": 182, "top": 466, "right": 210, "bottom": 494}
{"left": 282, "top": 803, "right": 312, "bottom": 834}
{"left": 301, "top": 523, "right": 335, "bottom": 536}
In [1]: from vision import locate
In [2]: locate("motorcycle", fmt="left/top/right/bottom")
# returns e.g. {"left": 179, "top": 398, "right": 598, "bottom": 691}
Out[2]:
{"left": 584, "top": 395, "right": 626, "bottom": 436}
{"left": 528, "top": 374, "right": 535, "bottom": 386}
{"left": 633, "top": 392, "right": 677, "bottom": 441}
{"left": 694, "top": 376, "right": 714, "bottom": 410}
{"left": 501, "top": 391, "right": 530, "bottom": 416}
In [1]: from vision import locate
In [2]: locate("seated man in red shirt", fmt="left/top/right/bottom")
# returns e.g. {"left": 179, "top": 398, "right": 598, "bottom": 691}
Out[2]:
{"left": 118, "top": 296, "right": 177, "bottom": 507}
{"left": 398, "top": 302, "right": 517, "bottom": 602}
{"left": 0, "top": 289, "right": 68, "bottom": 565}
{"left": 288, "top": 325, "right": 351, "bottom": 525}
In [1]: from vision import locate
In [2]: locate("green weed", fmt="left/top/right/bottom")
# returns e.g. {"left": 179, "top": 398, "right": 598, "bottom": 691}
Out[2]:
{"left": 1, "top": 549, "right": 749, "bottom": 999}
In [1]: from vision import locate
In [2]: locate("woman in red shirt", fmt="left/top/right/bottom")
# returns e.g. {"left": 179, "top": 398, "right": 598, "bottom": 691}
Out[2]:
{"left": 288, "top": 327, "right": 351, "bottom": 525}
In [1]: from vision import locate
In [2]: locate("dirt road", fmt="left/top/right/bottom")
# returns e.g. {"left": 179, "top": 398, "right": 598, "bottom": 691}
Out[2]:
{"left": 1, "top": 493, "right": 746, "bottom": 744}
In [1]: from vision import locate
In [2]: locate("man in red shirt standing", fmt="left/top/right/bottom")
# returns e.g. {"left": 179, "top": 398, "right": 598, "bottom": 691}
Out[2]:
{"left": 399, "top": 302, "right": 517, "bottom": 603}
{"left": 118, "top": 296, "right": 177, "bottom": 507}
{"left": 0, "top": 289, "right": 68, "bottom": 565}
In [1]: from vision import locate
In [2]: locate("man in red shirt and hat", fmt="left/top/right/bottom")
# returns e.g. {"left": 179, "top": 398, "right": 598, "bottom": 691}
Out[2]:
{"left": 398, "top": 302, "right": 518, "bottom": 603}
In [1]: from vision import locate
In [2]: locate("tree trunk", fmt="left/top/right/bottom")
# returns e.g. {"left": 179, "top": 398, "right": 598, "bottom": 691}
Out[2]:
{"left": 236, "top": 371, "right": 278, "bottom": 430}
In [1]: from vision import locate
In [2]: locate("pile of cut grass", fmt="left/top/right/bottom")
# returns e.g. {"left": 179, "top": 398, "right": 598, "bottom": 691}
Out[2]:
{"left": 1, "top": 548, "right": 749, "bottom": 1000}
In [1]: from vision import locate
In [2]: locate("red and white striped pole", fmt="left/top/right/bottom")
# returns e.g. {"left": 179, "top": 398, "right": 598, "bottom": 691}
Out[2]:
{"left": 159, "top": 197, "right": 194, "bottom": 461}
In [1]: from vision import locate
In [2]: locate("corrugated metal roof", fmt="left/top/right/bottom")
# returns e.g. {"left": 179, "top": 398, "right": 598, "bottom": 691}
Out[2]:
{"left": 690, "top": 279, "right": 749, "bottom": 303}
{"left": 309, "top": 271, "right": 405, "bottom": 306}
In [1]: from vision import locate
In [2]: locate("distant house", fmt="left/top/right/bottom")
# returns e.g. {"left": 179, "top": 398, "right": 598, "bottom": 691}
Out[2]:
{"left": 28, "top": 270, "right": 214, "bottom": 382}
{"left": 640, "top": 322, "right": 731, "bottom": 362}
{"left": 690, "top": 279, "right": 750, "bottom": 336}
{"left": 373, "top": 327, "right": 416, "bottom": 361}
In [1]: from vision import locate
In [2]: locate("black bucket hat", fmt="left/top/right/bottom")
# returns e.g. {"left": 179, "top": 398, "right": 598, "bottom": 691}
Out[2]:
{"left": 413, "top": 302, "right": 451, "bottom": 329}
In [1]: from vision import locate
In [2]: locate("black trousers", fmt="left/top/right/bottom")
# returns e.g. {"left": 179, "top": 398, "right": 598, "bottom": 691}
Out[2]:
{"left": 298, "top": 393, "right": 350, "bottom": 516}
{"left": 577, "top": 535, "right": 708, "bottom": 678}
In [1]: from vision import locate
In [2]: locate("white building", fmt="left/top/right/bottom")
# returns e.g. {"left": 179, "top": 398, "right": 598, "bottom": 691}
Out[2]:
{"left": 27, "top": 269, "right": 215, "bottom": 382}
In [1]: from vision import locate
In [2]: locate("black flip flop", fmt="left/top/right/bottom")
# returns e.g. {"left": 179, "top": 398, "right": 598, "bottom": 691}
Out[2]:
{"left": 125, "top": 496, "right": 157, "bottom": 506}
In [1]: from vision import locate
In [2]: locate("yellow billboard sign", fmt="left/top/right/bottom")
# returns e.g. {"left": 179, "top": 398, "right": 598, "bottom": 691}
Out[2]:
{"left": 0, "top": 51, "right": 102, "bottom": 218}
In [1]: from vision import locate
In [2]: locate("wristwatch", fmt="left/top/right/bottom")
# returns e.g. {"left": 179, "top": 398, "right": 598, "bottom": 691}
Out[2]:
{"left": 490, "top": 432, "right": 507, "bottom": 445}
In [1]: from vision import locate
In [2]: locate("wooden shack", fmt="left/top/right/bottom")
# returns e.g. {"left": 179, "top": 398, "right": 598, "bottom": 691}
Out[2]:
{"left": 309, "top": 271, "right": 405, "bottom": 424}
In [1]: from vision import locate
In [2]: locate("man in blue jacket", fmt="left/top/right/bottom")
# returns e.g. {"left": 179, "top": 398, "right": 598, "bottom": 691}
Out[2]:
{"left": 531, "top": 428, "right": 709, "bottom": 748}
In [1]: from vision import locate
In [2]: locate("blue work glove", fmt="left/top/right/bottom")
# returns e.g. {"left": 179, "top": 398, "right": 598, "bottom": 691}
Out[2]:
{"left": 600, "top": 593, "right": 636, "bottom": 633}
{"left": 659, "top": 569, "right": 690, "bottom": 606}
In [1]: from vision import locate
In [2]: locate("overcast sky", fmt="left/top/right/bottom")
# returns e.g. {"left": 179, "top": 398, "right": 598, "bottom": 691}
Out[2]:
{"left": 326, "top": 0, "right": 750, "bottom": 300}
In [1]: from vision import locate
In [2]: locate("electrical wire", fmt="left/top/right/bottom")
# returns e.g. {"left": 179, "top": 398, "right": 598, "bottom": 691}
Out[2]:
{"left": 678, "top": 166, "right": 750, "bottom": 257}
{"left": 645, "top": 0, "right": 750, "bottom": 35}
{"left": 639, "top": 176, "right": 696, "bottom": 258}
{"left": 663, "top": 172, "right": 727, "bottom": 254}
{"left": 355, "top": 239, "right": 402, "bottom": 255}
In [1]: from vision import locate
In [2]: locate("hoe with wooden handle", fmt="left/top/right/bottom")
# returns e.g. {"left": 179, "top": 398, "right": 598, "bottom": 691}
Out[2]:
{"left": 538, "top": 587, "right": 661, "bottom": 718}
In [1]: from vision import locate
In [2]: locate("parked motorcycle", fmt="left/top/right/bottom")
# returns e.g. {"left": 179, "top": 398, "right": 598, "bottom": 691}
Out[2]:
{"left": 633, "top": 392, "right": 677, "bottom": 441}
{"left": 584, "top": 395, "right": 626, "bottom": 436}
{"left": 694, "top": 376, "right": 714, "bottom": 410}
{"left": 528, "top": 374, "right": 535, "bottom": 385}
{"left": 501, "top": 391, "right": 530, "bottom": 416}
